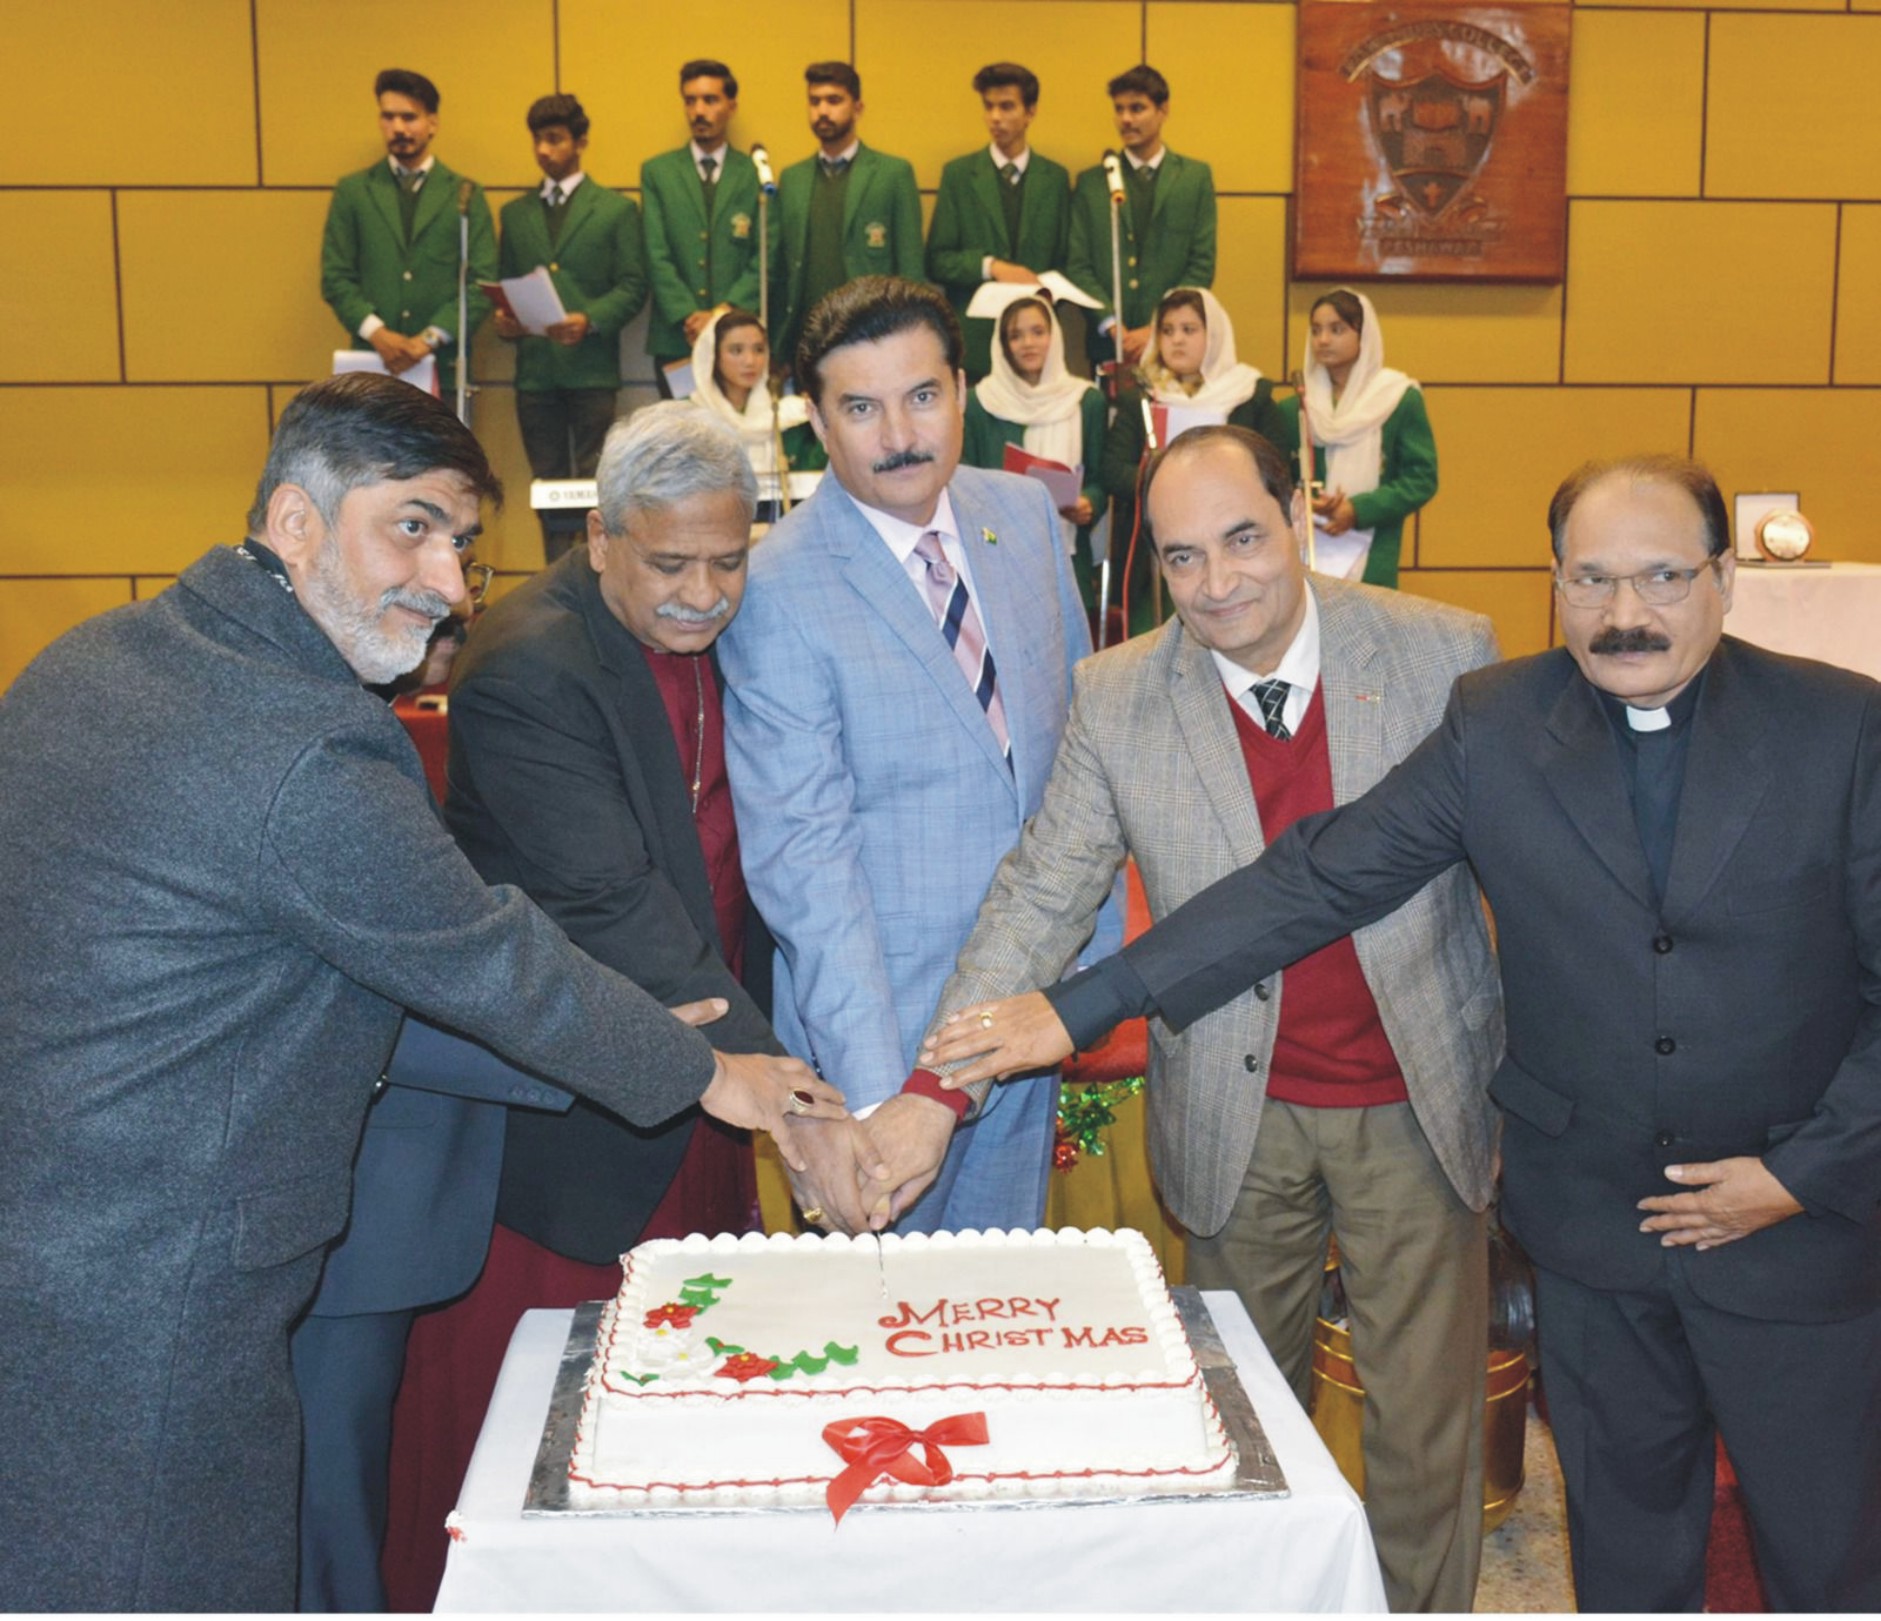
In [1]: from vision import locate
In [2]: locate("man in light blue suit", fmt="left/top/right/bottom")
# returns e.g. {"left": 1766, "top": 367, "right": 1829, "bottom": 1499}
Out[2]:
{"left": 720, "top": 276, "right": 1118, "bottom": 1234}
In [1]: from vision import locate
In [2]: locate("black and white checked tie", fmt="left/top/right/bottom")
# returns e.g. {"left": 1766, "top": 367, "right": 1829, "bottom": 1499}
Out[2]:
{"left": 1250, "top": 678, "right": 1292, "bottom": 740}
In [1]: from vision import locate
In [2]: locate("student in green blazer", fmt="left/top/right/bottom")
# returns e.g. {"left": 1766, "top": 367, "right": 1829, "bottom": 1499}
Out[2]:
{"left": 926, "top": 63, "right": 1072, "bottom": 379}
{"left": 1278, "top": 288, "right": 1438, "bottom": 590}
{"left": 493, "top": 94, "right": 647, "bottom": 561}
{"left": 320, "top": 69, "right": 496, "bottom": 398}
{"left": 772, "top": 62, "right": 925, "bottom": 368}
{"left": 1065, "top": 65, "right": 1216, "bottom": 368}
{"left": 962, "top": 294, "right": 1108, "bottom": 611}
{"left": 640, "top": 60, "right": 769, "bottom": 382}
{"left": 1104, "top": 288, "right": 1285, "bottom": 635}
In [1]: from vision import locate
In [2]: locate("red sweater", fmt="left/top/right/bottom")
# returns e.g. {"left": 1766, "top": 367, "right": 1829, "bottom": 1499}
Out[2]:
{"left": 1226, "top": 684, "right": 1408, "bottom": 1108}
{"left": 642, "top": 646, "right": 747, "bottom": 980}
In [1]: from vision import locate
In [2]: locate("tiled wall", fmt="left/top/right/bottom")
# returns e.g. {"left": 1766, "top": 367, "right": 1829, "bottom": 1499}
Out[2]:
{"left": 6, "top": 0, "right": 1879, "bottom": 684}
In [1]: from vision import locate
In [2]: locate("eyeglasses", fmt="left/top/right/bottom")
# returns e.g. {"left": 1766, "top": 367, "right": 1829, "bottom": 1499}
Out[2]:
{"left": 1553, "top": 560, "right": 1720, "bottom": 610}
{"left": 463, "top": 561, "right": 494, "bottom": 609}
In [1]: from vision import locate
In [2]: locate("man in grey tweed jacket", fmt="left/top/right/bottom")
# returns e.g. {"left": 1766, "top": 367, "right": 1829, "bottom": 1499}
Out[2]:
{"left": 0, "top": 375, "right": 838, "bottom": 1613}
{"left": 914, "top": 428, "right": 1504, "bottom": 1610}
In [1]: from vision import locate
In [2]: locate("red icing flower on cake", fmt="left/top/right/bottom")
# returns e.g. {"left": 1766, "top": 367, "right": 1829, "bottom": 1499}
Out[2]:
{"left": 644, "top": 1302, "right": 699, "bottom": 1330}
{"left": 715, "top": 1351, "right": 780, "bottom": 1383}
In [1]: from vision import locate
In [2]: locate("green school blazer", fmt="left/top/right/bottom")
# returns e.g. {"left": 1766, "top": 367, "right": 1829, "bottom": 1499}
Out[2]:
{"left": 770, "top": 144, "right": 925, "bottom": 361}
{"left": 320, "top": 158, "right": 497, "bottom": 391}
{"left": 497, "top": 180, "right": 648, "bottom": 391}
{"left": 926, "top": 148, "right": 1071, "bottom": 377}
{"left": 639, "top": 146, "right": 769, "bottom": 362}
{"left": 1276, "top": 389, "right": 1438, "bottom": 589}
{"left": 1064, "top": 150, "right": 1216, "bottom": 333}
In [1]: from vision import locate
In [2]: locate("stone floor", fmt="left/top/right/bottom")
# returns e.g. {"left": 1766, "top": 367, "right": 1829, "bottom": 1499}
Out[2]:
{"left": 1474, "top": 1409, "right": 1577, "bottom": 1613}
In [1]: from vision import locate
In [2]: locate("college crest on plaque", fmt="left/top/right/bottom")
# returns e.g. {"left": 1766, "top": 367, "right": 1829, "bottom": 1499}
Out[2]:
{"left": 1295, "top": 0, "right": 1570, "bottom": 281}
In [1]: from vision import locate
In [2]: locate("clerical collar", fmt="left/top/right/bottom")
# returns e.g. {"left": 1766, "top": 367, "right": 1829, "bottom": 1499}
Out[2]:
{"left": 1598, "top": 668, "right": 1706, "bottom": 736}
{"left": 235, "top": 537, "right": 295, "bottom": 595}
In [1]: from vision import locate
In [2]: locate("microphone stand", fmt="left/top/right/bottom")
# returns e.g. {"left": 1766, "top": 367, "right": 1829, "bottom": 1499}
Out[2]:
{"left": 1289, "top": 371, "right": 1320, "bottom": 574}
{"left": 455, "top": 179, "right": 473, "bottom": 425}
{"left": 755, "top": 153, "right": 789, "bottom": 519}
{"left": 1099, "top": 152, "right": 1129, "bottom": 650}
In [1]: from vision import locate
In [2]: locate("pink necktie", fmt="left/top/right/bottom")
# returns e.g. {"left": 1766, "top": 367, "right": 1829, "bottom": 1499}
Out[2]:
{"left": 912, "top": 532, "right": 1009, "bottom": 758}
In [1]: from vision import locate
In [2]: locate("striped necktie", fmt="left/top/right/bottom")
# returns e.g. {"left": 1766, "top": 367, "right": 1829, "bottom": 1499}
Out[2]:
{"left": 1249, "top": 678, "right": 1292, "bottom": 740}
{"left": 913, "top": 532, "right": 1009, "bottom": 758}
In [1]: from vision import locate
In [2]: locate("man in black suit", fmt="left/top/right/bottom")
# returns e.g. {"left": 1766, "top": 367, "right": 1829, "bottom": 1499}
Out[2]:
{"left": 446, "top": 401, "right": 884, "bottom": 1258}
{"left": 925, "top": 454, "right": 1881, "bottom": 1612}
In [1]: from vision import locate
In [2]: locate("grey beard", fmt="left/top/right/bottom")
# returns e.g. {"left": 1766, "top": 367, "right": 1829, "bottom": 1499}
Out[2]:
{"left": 301, "top": 543, "right": 452, "bottom": 685}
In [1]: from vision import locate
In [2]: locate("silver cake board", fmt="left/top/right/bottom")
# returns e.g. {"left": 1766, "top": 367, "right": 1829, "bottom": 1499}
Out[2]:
{"left": 524, "top": 1288, "right": 1288, "bottom": 1518}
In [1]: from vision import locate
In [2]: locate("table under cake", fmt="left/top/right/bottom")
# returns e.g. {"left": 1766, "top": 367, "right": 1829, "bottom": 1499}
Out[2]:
{"left": 435, "top": 1290, "right": 1387, "bottom": 1612}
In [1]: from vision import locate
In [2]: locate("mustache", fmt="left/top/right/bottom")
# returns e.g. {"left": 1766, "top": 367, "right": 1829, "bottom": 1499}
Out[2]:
{"left": 871, "top": 450, "right": 934, "bottom": 475}
{"left": 1588, "top": 626, "right": 1672, "bottom": 656}
{"left": 655, "top": 596, "right": 733, "bottom": 626}
{"left": 382, "top": 586, "right": 454, "bottom": 625}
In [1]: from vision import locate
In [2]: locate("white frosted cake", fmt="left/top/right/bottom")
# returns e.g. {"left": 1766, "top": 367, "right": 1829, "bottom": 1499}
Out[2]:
{"left": 567, "top": 1226, "right": 1237, "bottom": 1515}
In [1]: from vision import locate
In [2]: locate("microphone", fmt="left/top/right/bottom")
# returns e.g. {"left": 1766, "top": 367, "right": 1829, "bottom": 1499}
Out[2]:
{"left": 1102, "top": 150, "right": 1126, "bottom": 205}
{"left": 457, "top": 178, "right": 474, "bottom": 215}
{"left": 751, "top": 143, "right": 777, "bottom": 195}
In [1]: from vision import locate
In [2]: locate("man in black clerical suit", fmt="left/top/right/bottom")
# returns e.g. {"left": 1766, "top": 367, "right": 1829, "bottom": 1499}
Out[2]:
{"left": 927, "top": 455, "right": 1881, "bottom": 1613}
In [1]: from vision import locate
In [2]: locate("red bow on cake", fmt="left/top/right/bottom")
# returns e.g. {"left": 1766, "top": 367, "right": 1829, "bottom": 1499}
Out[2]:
{"left": 821, "top": 1412, "right": 989, "bottom": 1523}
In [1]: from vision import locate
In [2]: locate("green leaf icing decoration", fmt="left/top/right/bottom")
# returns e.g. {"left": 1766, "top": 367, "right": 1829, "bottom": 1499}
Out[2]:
{"left": 824, "top": 1342, "right": 859, "bottom": 1366}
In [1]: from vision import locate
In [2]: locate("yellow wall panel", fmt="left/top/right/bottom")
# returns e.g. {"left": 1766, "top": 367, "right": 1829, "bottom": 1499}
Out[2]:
{"left": 0, "top": 579, "right": 137, "bottom": 693}
{"left": 1578, "top": 0, "right": 1836, "bottom": 13}
{"left": 559, "top": 0, "right": 850, "bottom": 191}
{"left": 1147, "top": 2, "right": 1295, "bottom": 195}
{"left": 0, "top": 1, "right": 255, "bottom": 186}
{"left": 1564, "top": 202, "right": 1836, "bottom": 384}
{"left": 119, "top": 192, "right": 336, "bottom": 383}
{"left": 859, "top": 2, "right": 1141, "bottom": 189}
{"left": 1694, "top": 388, "right": 1881, "bottom": 564}
{"left": 0, "top": 387, "right": 272, "bottom": 575}
{"left": 1214, "top": 199, "right": 1291, "bottom": 378}
{"left": 0, "top": 194, "right": 122, "bottom": 382}
{"left": 1286, "top": 283, "right": 1564, "bottom": 385}
{"left": 257, "top": 0, "right": 557, "bottom": 189}
{"left": 1399, "top": 569, "right": 1555, "bottom": 657}
{"left": 1566, "top": 11, "right": 1703, "bottom": 199}
{"left": 1708, "top": 17, "right": 1881, "bottom": 200}
{"left": 1418, "top": 385, "right": 1692, "bottom": 567}
{"left": 1835, "top": 207, "right": 1881, "bottom": 384}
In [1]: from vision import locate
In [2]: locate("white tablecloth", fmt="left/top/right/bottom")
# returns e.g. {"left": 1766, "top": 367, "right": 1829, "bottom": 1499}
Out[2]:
{"left": 434, "top": 1295, "right": 1387, "bottom": 1613}
{"left": 1729, "top": 561, "right": 1881, "bottom": 682}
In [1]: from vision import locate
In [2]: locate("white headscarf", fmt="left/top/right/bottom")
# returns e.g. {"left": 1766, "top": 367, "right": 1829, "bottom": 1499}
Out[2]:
{"left": 1139, "top": 287, "right": 1263, "bottom": 412}
{"left": 974, "top": 299, "right": 1094, "bottom": 548}
{"left": 689, "top": 309, "right": 807, "bottom": 503}
{"left": 1302, "top": 288, "right": 1415, "bottom": 519}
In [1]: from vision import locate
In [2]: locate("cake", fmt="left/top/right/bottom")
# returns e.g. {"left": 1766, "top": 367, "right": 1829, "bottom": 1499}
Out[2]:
{"left": 567, "top": 1226, "right": 1237, "bottom": 1518}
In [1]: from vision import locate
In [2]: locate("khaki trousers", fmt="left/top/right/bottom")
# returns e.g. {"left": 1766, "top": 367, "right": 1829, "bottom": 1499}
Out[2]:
{"left": 1189, "top": 1099, "right": 1487, "bottom": 1613}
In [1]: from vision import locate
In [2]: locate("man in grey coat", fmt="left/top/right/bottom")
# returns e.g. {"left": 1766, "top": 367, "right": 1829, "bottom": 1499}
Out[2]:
{"left": 900, "top": 428, "right": 1503, "bottom": 1609}
{"left": 0, "top": 373, "right": 840, "bottom": 1613}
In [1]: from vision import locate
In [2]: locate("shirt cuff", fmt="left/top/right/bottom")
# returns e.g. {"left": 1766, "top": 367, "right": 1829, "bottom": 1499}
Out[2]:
{"left": 421, "top": 326, "right": 452, "bottom": 351}
{"left": 1099, "top": 316, "right": 1117, "bottom": 337}
{"left": 358, "top": 314, "right": 385, "bottom": 340}
{"left": 981, "top": 255, "right": 997, "bottom": 281}
{"left": 1043, "top": 957, "right": 1155, "bottom": 1051}
{"left": 901, "top": 1068, "right": 972, "bottom": 1120}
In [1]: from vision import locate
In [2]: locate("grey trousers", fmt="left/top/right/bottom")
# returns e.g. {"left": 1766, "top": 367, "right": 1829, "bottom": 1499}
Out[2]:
{"left": 1188, "top": 1098, "right": 1488, "bottom": 1613}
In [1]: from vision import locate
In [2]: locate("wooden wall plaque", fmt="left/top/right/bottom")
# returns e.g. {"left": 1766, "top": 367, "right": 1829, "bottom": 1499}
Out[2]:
{"left": 1294, "top": 0, "right": 1570, "bottom": 282}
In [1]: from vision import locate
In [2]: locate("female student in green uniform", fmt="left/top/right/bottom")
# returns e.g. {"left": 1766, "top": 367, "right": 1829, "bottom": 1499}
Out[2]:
{"left": 1279, "top": 288, "right": 1436, "bottom": 590}
{"left": 1104, "top": 286, "right": 1286, "bottom": 634}
{"left": 688, "top": 308, "right": 824, "bottom": 523}
{"left": 962, "top": 295, "right": 1109, "bottom": 611}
